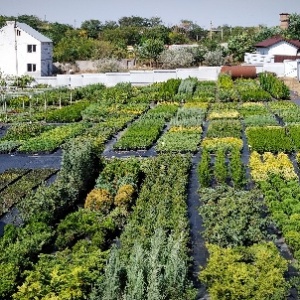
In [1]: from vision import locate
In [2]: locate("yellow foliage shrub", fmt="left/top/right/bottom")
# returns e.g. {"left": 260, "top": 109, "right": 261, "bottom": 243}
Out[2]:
{"left": 114, "top": 184, "right": 135, "bottom": 207}
{"left": 84, "top": 188, "right": 113, "bottom": 212}
{"left": 249, "top": 151, "right": 297, "bottom": 182}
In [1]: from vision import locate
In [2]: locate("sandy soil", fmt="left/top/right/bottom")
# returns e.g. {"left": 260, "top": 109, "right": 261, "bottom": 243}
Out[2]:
{"left": 282, "top": 77, "right": 300, "bottom": 98}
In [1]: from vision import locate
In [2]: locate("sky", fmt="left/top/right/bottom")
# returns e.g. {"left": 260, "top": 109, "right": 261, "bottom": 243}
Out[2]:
{"left": 1, "top": 0, "right": 300, "bottom": 29}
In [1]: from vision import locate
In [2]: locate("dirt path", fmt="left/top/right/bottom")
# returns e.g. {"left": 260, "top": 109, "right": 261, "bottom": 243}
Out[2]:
{"left": 282, "top": 77, "right": 300, "bottom": 98}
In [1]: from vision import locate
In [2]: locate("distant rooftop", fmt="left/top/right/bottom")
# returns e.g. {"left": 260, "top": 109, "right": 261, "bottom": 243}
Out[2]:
{"left": 5, "top": 21, "right": 52, "bottom": 43}
{"left": 255, "top": 36, "right": 300, "bottom": 49}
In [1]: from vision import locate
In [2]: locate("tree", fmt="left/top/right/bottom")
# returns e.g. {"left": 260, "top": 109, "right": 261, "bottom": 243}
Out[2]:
{"left": 253, "top": 26, "right": 283, "bottom": 43}
{"left": 168, "top": 31, "right": 189, "bottom": 45}
{"left": 148, "top": 16, "right": 163, "bottom": 27}
{"left": 141, "top": 25, "right": 171, "bottom": 44}
{"left": 16, "top": 14, "right": 43, "bottom": 30}
{"left": 54, "top": 31, "right": 97, "bottom": 62}
{"left": 42, "top": 22, "right": 74, "bottom": 45}
{"left": 179, "top": 20, "right": 207, "bottom": 41}
{"left": 100, "top": 26, "right": 141, "bottom": 47}
{"left": 286, "top": 13, "right": 300, "bottom": 40}
{"left": 227, "top": 32, "right": 255, "bottom": 62}
{"left": 81, "top": 19, "right": 102, "bottom": 39}
{"left": 138, "top": 38, "right": 165, "bottom": 67}
{"left": 0, "top": 15, "right": 8, "bottom": 28}
{"left": 119, "top": 16, "right": 150, "bottom": 27}
{"left": 92, "top": 40, "right": 115, "bottom": 59}
{"left": 101, "top": 20, "right": 118, "bottom": 30}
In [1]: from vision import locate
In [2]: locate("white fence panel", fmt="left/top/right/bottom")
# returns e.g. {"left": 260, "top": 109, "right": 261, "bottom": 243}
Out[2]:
{"left": 105, "top": 73, "right": 131, "bottom": 87}
{"left": 153, "top": 70, "right": 177, "bottom": 82}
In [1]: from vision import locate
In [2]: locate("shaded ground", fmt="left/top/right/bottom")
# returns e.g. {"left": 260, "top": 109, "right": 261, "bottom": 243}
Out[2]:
{"left": 187, "top": 152, "right": 209, "bottom": 299}
{"left": 0, "top": 149, "right": 62, "bottom": 173}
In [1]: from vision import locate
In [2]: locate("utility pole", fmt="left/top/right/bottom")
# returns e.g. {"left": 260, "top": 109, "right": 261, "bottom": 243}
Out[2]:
{"left": 14, "top": 20, "right": 19, "bottom": 85}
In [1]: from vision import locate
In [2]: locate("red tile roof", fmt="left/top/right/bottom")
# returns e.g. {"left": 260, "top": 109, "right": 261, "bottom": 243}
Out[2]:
{"left": 255, "top": 36, "right": 300, "bottom": 49}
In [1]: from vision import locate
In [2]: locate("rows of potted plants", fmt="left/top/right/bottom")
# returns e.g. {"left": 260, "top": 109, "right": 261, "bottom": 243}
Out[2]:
{"left": 156, "top": 126, "right": 202, "bottom": 153}
{"left": 0, "top": 122, "right": 55, "bottom": 153}
{"left": 249, "top": 151, "right": 297, "bottom": 183}
{"left": 238, "top": 102, "right": 269, "bottom": 117}
{"left": 201, "top": 136, "right": 243, "bottom": 153}
{"left": 0, "top": 168, "right": 30, "bottom": 191}
{"left": 113, "top": 103, "right": 178, "bottom": 150}
{"left": 268, "top": 101, "right": 300, "bottom": 124}
{"left": 0, "top": 168, "right": 58, "bottom": 215}
{"left": 91, "top": 154, "right": 196, "bottom": 299}
{"left": 155, "top": 103, "right": 206, "bottom": 153}
{"left": 206, "top": 119, "right": 242, "bottom": 138}
{"left": 207, "top": 109, "right": 240, "bottom": 120}
{"left": 81, "top": 102, "right": 149, "bottom": 123}
{"left": 192, "top": 81, "right": 216, "bottom": 102}
{"left": 17, "top": 122, "right": 89, "bottom": 153}
{"left": 0, "top": 137, "right": 102, "bottom": 298}
{"left": 198, "top": 147, "right": 245, "bottom": 189}
{"left": 35, "top": 99, "right": 90, "bottom": 122}
{"left": 246, "top": 126, "right": 295, "bottom": 153}
{"left": 250, "top": 169, "right": 300, "bottom": 263}
{"left": 0, "top": 75, "right": 298, "bottom": 299}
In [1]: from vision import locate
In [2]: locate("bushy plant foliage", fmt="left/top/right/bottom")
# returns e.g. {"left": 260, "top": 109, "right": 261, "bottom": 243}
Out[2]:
{"left": 204, "top": 49, "right": 224, "bottom": 66}
{"left": 84, "top": 188, "right": 113, "bottom": 213}
{"left": 96, "top": 58, "right": 125, "bottom": 73}
{"left": 91, "top": 154, "right": 196, "bottom": 300}
{"left": 159, "top": 48, "right": 195, "bottom": 69}
{"left": 199, "top": 186, "right": 269, "bottom": 247}
{"left": 198, "top": 148, "right": 212, "bottom": 188}
{"left": 114, "top": 184, "right": 135, "bottom": 208}
{"left": 200, "top": 242, "right": 289, "bottom": 300}
{"left": 259, "top": 72, "right": 290, "bottom": 100}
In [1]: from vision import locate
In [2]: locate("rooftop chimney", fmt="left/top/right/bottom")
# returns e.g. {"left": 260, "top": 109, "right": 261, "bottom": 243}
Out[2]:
{"left": 280, "top": 13, "right": 290, "bottom": 30}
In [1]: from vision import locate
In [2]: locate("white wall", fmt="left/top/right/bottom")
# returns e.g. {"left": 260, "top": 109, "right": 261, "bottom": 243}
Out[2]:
{"left": 34, "top": 67, "right": 221, "bottom": 88}
{"left": 35, "top": 64, "right": 297, "bottom": 88}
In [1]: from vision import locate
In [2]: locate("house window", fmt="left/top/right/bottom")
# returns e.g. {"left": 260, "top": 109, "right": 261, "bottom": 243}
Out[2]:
{"left": 27, "top": 64, "right": 36, "bottom": 72}
{"left": 27, "top": 45, "right": 37, "bottom": 53}
{"left": 16, "top": 30, "right": 21, "bottom": 36}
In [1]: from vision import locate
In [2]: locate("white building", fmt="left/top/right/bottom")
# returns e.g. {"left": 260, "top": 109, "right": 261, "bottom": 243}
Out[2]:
{"left": 0, "top": 21, "right": 53, "bottom": 77}
{"left": 255, "top": 37, "right": 300, "bottom": 58}
{"left": 245, "top": 37, "right": 300, "bottom": 65}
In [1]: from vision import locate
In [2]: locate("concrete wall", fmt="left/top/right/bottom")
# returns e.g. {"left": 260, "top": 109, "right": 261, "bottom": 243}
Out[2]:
{"left": 255, "top": 63, "right": 285, "bottom": 77}
{"left": 35, "top": 63, "right": 297, "bottom": 88}
{"left": 36, "top": 67, "right": 221, "bottom": 88}
{"left": 35, "top": 67, "right": 221, "bottom": 88}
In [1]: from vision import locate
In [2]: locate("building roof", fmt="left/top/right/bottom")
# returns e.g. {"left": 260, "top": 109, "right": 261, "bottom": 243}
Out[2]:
{"left": 5, "top": 21, "right": 52, "bottom": 43}
{"left": 255, "top": 36, "right": 300, "bottom": 49}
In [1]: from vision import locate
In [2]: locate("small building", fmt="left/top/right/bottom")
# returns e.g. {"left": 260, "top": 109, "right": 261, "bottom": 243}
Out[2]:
{"left": 255, "top": 36, "right": 300, "bottom": 62}
{"left": 0, "top": 21, "right": 53, "bottom": 77}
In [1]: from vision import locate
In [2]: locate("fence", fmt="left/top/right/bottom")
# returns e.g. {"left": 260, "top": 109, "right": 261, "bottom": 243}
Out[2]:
{"left": 35, "top": 63, "right": 298, "bottom": 88}
{"left": 35, "top": 67, "right": 221, "bottom": 88}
